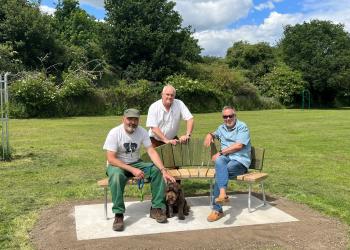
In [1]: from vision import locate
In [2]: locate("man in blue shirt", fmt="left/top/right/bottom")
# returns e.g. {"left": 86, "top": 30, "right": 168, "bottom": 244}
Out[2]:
{"left": 204, "top": 106, "right": 251, "bottom": 222}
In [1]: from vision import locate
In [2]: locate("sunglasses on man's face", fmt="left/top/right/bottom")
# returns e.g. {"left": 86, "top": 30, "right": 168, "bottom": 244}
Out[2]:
{"left": 223, "top": 114, "right": 235, "bottom": 119}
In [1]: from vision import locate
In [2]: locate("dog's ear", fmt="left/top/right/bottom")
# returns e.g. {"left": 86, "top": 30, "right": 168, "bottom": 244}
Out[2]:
{"left": 173, "top": 182, "right": 181, "bottom": 193}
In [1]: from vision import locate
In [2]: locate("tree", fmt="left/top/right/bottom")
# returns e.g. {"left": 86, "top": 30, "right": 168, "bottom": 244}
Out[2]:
{"left": 103, "top": 0, "right": 201, "bottom": 81}
{"left": 226, "top": 41, "right": 276, "bottom": 83}
{"left": 0, "top": 0, "right": 64, "bottom": 71}
{"left": 279, "top": 20, "right": 350, "bottom": 106}
{"left": 54, "top": 0, "right": 104, "bottom": 70}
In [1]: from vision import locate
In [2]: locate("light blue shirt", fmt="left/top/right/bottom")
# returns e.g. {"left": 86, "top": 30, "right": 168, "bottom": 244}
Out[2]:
{"left": 214, "top": 119, "right": 251, "bottom": 168}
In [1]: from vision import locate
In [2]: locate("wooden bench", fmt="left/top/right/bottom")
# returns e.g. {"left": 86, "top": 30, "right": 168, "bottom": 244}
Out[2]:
{"left": 97, "top": 138, "right": 268, "bottom": 218}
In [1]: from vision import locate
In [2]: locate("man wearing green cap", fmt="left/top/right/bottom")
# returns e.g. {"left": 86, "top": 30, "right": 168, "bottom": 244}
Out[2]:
{"left": 103, "top": 108, "right": 176, "bottom": 231}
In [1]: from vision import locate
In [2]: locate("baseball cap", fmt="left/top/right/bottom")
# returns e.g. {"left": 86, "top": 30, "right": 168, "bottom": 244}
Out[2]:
{"left": 123, "top": 108, "right": 140, "bottom": 118}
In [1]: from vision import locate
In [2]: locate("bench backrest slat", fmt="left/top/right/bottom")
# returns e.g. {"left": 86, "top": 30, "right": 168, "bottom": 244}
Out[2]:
{"left": 180, "top": 142, "right": 192, "bottom": 166}
{"left": 172, "top": 143, "right": 183, "bottom": 167}
{"left": 160, "top": 144, "right": 175, "bottom": 167}
{"left": 190, "top": 138, "right": 206, "bottom": 166}
{"left": 250, "top": 147, "right": 265, "bottom": 171}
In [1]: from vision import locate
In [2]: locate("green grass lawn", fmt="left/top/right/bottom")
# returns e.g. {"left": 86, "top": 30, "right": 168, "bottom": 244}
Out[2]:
{"left": 1, "top": 109, "right": 350, "bottom": 249}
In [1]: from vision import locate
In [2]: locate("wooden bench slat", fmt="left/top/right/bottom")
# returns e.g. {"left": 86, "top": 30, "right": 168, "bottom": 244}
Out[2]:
{"left": 97, "top": 178, "right": 108, "bottom": 187}
{"left": 167, "top": 169, "right": 182, "bottom": 178}
{"left": 198, "top": 168, "right": 209, "bottom": 178}
{"left": 206, "top": 168, "right": 215, "bottom": 178}
{"left": 188, "top": 168, "right": 199, "bottom": 177}
{"left": 177, "top": 168, "right": 191, "bottom": 178}
{"left": 97, "top": 177, "right": 151, "bottom": 188}
{"left": 237, "top": 172, "right": 268, "bottom": 182}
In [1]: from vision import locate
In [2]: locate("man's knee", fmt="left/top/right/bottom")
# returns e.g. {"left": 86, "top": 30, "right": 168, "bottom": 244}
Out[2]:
{"left": 215, "top": 156, "right": 227, "bottom": 167}
{"left": 108, "top": 168, "right": 127, "bottom": 184}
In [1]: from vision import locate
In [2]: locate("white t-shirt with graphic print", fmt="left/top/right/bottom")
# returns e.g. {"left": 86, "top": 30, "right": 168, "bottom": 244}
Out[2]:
{"left": 103, "top": 124, "right": 152, "bottom": 164}
{"left": 146, "top": 99, "right": 193, "bottom": 140}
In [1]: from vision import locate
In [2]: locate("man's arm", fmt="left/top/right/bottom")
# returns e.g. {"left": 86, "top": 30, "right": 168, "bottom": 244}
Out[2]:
{"left": 210, "top": 142, "right": 244, "bottom": 162}
{"left": 106, "top": 151, "right": 144, "bottom": 179}
{"left": 179, "top": 118, "right": 194, "bottom": 143}
{"left": 204, "top": 132, "right": 215, "bottom": 147}
{"left": 146, "top": 146, "right": 176, "bottom": 183}
{"left": 219, "top": 143, "right": 244, "bottom": 155}
{"left": 151, "top": 127, "right": 177, "bottom": 145}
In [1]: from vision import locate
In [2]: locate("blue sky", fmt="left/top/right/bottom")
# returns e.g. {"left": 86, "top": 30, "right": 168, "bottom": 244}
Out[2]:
{"left": 40, "top": 0, "right": 350, "bottom": 57}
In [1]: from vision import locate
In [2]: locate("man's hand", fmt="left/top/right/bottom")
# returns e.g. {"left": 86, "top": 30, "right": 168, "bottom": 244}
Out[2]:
{"left": 131, "top": 168, "right": 145, "bottom": 180}
{"left": 162, "top": 170, "right": 176, "bottom": 183}
{"left": 211, "top": 152, "right": 220, "bottom": 162}
{"left": 165, "top": 138, "right": 178, "bottom": 145}
{"left": 179, "top": 134, "right": 190, "bottom": 143}
{"left": 204, "top": 133, "right": 214, "bottom": 147}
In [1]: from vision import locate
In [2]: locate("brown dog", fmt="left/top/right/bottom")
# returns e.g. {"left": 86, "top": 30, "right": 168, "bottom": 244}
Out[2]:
{"left": 165, "top": 182, "right": 190, "bottom": 220}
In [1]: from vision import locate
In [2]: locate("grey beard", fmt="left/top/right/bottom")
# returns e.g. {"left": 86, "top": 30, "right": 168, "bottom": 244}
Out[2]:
{"left": 125, "top": 126, "right": 137, "bottom": 134}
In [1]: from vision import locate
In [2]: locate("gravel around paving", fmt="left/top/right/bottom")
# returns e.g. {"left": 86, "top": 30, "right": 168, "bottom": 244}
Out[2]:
{"left": 31, "top": 195, "right": 349, "bottom": 250}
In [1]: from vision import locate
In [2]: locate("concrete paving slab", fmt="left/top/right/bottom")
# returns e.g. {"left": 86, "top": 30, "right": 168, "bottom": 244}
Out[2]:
{"left": 74, "top": 194, "right": 298, "bottom": 240}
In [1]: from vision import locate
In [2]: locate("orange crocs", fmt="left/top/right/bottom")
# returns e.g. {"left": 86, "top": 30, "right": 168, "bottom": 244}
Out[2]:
{"left": 207, "top": 210, "right": 224, "bottom": 222}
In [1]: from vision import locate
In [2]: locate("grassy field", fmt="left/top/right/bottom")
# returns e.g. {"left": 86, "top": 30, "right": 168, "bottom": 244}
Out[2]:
{"left": 1, "top": 109, "right": 350, "bottom": 249}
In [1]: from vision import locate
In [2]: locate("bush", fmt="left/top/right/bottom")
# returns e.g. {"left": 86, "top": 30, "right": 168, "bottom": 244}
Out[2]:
{"left": 166, "top": 74, "right": 222, "bottom": 113}
{"left": 0, "top": 43, "right": 23, "bottom": 73}
{"left": 258, "top": 63, "right": 307, "bottom": 106}
{"left": 0, "top": 143, "right": 13, "bottom": 161}
{"left": 60, "top": 71, "right": 94, "bottom": 98}
{"left": 59, "top": 90, "right": 106, "bottom": 116}
{"left": 184, "top": 62, "right": 275, "bottom": 111}
{"left": 10, "top": 72, "right": 59, "bottom": 117}
{"left": 57, "top": 71, "right": 106, "bottom": 116}
{"left": 185, "top": 62, "right": 248, "bottom": 96}
{"left": 102, "top": 80, "right": 160, "bottom": 115}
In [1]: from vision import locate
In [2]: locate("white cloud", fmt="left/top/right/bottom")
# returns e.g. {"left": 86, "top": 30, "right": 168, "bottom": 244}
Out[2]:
{"left": 194, "top": 0, "right": 350, "bottom": 57}
{"left": 39, "top": 5, "right": 55, "bottom": 15}
{"left": 254, "top": 0, "right": 283, "bottom": 11}
{"left": 301, "top": 1, "right": 350, "bottom": 33}
{"left": 174, "top": 0, "right": 253, "bottom": 31}
{"left": 80, "top": 0, "right": 104, "bottom": 9}
{"left": 254, "top": 1, "right": 275, "bottom": 11}
{"left": 194, "top": 11, "right": 303, "bottom": 57}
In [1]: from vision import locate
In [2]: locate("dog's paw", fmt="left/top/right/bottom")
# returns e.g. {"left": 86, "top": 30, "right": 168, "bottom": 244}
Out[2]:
{"left": 178, "top": 215, "right": 185, "bottom": 220}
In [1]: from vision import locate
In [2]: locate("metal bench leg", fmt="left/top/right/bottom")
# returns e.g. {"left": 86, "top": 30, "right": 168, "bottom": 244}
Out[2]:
{"left": 248, "top": 184, "right": 252, "bottom": 213}
{"left": 261, "top": 182, "right": 266, "bottom": 206}
{"left": 104, "top": 187, "right": 108, "bottom": 220}
{"left": 209, "top": 179, "right": 213, "bottom": 208}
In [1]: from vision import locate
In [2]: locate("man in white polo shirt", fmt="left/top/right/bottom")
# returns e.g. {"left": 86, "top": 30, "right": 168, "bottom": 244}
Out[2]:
{"left": 146, "top": 84, "right": 194, "bottom": 147}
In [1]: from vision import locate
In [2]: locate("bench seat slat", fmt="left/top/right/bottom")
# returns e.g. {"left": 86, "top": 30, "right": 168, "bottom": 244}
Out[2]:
{"left": 237, "top": 172, "right": 268, "bottom": 182}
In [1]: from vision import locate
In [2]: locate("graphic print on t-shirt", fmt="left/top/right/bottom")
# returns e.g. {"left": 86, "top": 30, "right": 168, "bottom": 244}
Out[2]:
{"left": 123, "top": 143, "right": 137, "bottom": 153}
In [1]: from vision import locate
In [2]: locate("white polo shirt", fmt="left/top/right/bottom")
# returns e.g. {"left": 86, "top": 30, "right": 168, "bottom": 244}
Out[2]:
{"left": 146, "top": 99, "right": 193, "bottom": 140}
{"left": 103, "top": 124, "right": 152, "bottom": 164}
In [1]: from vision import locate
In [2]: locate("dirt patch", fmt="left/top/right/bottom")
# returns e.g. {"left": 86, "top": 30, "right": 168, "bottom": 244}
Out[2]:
{"left": 31, "top": 195, "right": 349, "bottom": 250}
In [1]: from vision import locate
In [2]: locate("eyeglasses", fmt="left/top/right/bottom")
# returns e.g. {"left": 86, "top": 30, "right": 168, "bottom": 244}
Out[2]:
{"left": 222, "top": 114, "right": 235, "bottom": 119}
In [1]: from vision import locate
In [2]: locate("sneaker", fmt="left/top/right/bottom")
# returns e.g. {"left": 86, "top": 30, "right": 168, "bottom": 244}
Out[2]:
{"left": 215, "top": 196, "right": 229, "bottom": 205}
{"left": 113, "top": 214, "right": 124, "bottom": 231}
{"left": 207, "top": 210, "right": 224, "bottom": 222}
{"left": 150, "top": 207, "right": 168, "bottom": 223}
